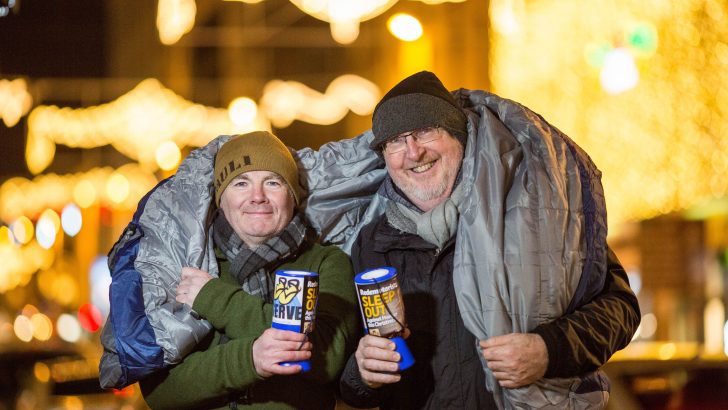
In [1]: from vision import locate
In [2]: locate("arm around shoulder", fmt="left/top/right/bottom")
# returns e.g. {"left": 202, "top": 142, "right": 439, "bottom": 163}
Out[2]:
{"left": 191, "top": 271, "right": 272, "bottom": 340}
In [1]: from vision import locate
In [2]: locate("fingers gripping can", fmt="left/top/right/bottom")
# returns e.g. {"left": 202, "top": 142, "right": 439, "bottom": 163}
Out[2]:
{"left": 271, "top": 270, "right": 319, "bottom": 372}
{"left": 354, "top": 267, "right": 414, "bottom": 371}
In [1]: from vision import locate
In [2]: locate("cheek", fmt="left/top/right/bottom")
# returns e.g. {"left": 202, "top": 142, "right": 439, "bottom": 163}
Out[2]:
{"left": 272, "top": 193, "right": 294, "bottom": 219}
{"left": 385, "top": 162, "right": 406, "bottom": 179}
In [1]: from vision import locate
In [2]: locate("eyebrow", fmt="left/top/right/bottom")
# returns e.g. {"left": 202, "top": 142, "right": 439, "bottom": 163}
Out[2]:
{"left": 232, "top": 173, "right": 284, "bottom": 182}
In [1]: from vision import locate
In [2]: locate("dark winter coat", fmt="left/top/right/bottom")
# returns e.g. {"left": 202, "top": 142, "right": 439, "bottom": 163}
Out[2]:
{"left": 339, "top": 213, "right": 639, "bottom": 409}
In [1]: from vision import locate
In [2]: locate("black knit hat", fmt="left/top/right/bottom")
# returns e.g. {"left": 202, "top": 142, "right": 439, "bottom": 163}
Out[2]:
{"left": 371, "top": 71, "right": 468, "bottom": 151}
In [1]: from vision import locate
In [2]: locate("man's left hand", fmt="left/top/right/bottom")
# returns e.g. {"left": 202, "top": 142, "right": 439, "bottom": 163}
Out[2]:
{"left": 176, "top": 267, "right": 213, "bottom": 306}
{"left": 479, "top": 333, "right": 548, "bottom": 388}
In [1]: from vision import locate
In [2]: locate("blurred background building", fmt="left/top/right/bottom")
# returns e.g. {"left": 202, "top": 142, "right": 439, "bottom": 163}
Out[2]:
{"left": 0, "top": 0, "right": 727, "bottom": 409}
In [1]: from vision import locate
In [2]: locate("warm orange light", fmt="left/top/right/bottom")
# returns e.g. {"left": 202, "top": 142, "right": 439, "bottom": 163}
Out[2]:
{"left": 14, "top": 315, "right": 33, "bottom": 342}
{"left": 388, "top": 13, "right": 423, "bottom": 41}
{"left": 73, "top": 179, "right": 97, "bottom": 209}
{"left": 106, "top": 173, "right": 130, "bottom": 204}
{"left": 34, "top": 362, "right": 51, "bottom": 383}
{"left": 155, "top": 141, "right": 182, "bottom": 171}
{"left": 30, "top": 313, "right": 53, "bottom": 341}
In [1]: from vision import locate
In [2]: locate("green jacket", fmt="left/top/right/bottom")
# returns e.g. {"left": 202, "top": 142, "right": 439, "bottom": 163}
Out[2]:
{"left": 140, "top": 243, "right": 360, "bottom": 410}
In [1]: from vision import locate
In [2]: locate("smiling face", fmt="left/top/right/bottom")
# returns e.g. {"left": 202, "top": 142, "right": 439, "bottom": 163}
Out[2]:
{"left": 218, "top": 170, "right": 295, "bottom": 247}
{"left": 383, "top": 128, "right": 464, "bottom": 212}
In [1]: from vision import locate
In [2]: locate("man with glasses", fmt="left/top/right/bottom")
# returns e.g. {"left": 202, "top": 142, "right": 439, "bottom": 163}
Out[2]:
{"left": 337, "top": 71, "right": 640, "bottom": 409}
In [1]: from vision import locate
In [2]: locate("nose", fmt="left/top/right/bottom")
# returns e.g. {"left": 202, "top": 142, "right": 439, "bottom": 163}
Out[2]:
{"left": 403, "top": 135, "right": 425, "bottom": 160}
{"left": 249, "top": 183, "right": 268, "bottom": 203}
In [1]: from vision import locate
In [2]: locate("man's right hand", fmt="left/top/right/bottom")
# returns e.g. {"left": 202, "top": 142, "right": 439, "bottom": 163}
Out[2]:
{"left": 252, "top": 328, "right": 312, "bottom": 378}
{"left": 355, "top": 335, "right": 403, "bottom": 388}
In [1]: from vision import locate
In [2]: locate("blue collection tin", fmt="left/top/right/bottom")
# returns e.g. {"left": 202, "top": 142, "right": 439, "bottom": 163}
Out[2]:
{"left": 354, "top": 267, "right": 414, "bottom": 371}
{"left": 271, "top": 270, "right": 319, "bottom": 372}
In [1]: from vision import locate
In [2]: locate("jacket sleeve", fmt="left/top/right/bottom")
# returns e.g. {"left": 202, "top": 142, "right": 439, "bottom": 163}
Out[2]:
{"left": 139, "top": 335, "right": 261, "bottom": 410}
{"left": 339, "top": 353, "right": 388, "bottom": 408}
{"left": 531, "top": 247, "right": 641, "bottom": 377}
{"left": 139, "top": 276, "right": 267, "bottom": 410}
{"left": 191, "top": 275, "right": 272, "bottom": 340}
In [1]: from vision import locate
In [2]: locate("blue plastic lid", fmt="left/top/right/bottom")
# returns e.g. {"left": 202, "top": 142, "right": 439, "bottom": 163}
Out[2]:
{"left": 275, "top": 270, "right": 318, "bottom": 278}
{"left": 354, "top": 267, "right": 397, "bottom": 284}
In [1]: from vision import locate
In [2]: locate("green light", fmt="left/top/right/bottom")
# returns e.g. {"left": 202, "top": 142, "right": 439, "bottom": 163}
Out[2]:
{"left": 627, "top": 22, "right": 658, "bottom": 55}
{"left": 585, "top": 42, "right": 612, "bottom": 68}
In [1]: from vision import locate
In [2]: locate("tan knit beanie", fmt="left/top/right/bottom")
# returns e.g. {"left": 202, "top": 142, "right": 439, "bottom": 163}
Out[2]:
{"left": 214, "top": 131, "right": 300, "bottom": 206}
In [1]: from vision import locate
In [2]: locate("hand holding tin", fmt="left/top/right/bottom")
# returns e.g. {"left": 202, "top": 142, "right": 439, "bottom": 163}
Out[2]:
{"left": 354, "top": 267, "right": 415, "bottom": 381}
{"left": 271, "top": 270, "right": 319, "bottom": 372}
{"left": 252, "top": 328, "right": 312, "bottom": 378}
{"left": 354, "top": 334, "right": 402, "bottom": 388}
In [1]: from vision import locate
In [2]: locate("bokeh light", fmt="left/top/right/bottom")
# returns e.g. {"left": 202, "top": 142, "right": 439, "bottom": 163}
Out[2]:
{"left": 14, "top": 315, "right": 33, "bottom": 342}
{"left": 640, "top": 313, "right": 658, "bottom": 339}
{"left": 64, "top": 396, "right": 83, "bottom": 410}
{"left": 228, "top": 97, "right": 258, "bottom": 126}
{"left": 25, "top": 79, "right": 271, "bottom": 174}
{"left": 90, "top": 256, "right": 112, "bottom": 318}
{"left": 626, "top": 270, "right": 642, "bottom": 295}
{"left": 626, "top": 22, "right": 658, "bottom": 56}
{"left": 600, "top": 48, "right": 639, "bottom": 94}
{"left": 155, "top": 141, "right": 182, "bottom": 171}
{"left": 30, "top": 313, "right": 53, "bottom": 341}
{"left": 704, "top": 297, "right": 725, "bottom": 354}
{"left": 61, "top": 203, "right": 82, "bottom": 237}
{"left": 0, "top": 226, "right": 14, "bottom": 245}
{"left": 387, "top": 13, "right": 423, "bottom": 42}
{"left": 34, "top": 362, "right": 51, "bottom": 383}
{"left": 57, "top": 313, "right": 82, "bottom": 343}
{"left": 260, "top": 75, "right": 379, "bottom": 128}
{"left": 78, "top": 303, "right": 103, "bottom": 332}
{"left": 658, "top": 342, "right": 677, "bottom": 360}
{"left": 157, "top": 0, "right": 196, "bottom": 45}
{"left": 35, "top": 209, "right": 59, "bottom": 249}
{"left": 55, "top": 274, "right": 79, "bottom": 306}
{"left": 106, "top": 173, "right": 130, "bottom": 204}
{"left": 22, "top": 304, "right": 39, "bottom": 318}
{"left": 10, "top": 216, "right": 33, "bottom": 245}
{"left": 73, "top": 179, "right": 97, "bottom": 209}
{"left": 584, "top": 42, "right": 612, "bottom": 68}
{"left": 0, "top": 78, "right": 33, "bottom": 127}
{"left": 490, "top": 0, "right": 728, "bottom": 229}
{"left": 0, "top": 322, "right": 11, "bottom": 343}
{"left": 0, "top": 312, "right": 11, "bottom": 343}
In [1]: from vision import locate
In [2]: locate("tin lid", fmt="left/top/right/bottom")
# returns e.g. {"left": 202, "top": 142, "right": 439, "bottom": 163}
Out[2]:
{"left": 354, "top": 267, "right": 397, "bottom": 284}
{"left": 274, "top": 270, "right": 318, "bottom": 278}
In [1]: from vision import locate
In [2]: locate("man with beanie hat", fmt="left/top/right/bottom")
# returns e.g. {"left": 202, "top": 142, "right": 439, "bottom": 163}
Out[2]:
{"left": 338, "top": 72, "right": 639, "bottom": 409}
{"left": 139, "top": 131, "right": 360, "bottom": 409}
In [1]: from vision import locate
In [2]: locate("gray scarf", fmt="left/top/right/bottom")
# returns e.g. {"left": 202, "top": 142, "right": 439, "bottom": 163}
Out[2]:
{"left": 212, "top": 211, "right": 309, "bottom": 303}
{"left": 385, "top": 180, "right": 464, "bottom": 249}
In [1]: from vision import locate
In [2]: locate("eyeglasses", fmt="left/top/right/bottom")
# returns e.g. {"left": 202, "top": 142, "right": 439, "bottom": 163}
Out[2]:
{"left": 383, "top": 126, "right": 442, "bottom": 154}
